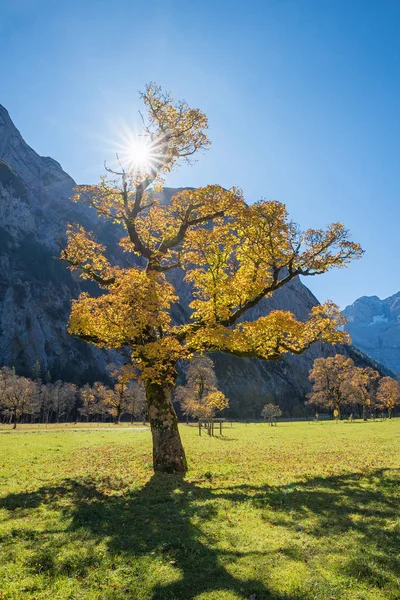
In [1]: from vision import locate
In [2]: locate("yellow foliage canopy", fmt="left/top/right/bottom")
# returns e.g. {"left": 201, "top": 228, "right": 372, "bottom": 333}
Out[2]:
{"left": 376, "top": 377, "right": 400, "bottom": 416}
{"left": 61, "top": 83, "right": 363, "bottom": 385}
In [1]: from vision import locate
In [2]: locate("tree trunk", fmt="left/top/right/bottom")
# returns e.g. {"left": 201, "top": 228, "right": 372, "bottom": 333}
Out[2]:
{"left": 145, "top": 380, "right": 187, "bottom": 473}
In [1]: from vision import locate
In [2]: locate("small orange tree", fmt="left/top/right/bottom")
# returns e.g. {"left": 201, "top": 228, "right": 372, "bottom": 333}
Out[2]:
{"left": 347, "top": 366, "right": 379, "bottom": 420}
{"left": 61, "top": 84, "right": 363, "bottom": 473}
{"left": 307, "top": 354, "right": 356, "bottom": 419}
{"left": 376, "top": 377, "right": 400, "bottom": 418}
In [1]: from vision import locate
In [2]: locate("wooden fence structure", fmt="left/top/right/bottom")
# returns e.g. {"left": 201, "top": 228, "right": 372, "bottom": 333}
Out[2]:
{"left": 198, "top": 418, "right": 225, "bottom": 436}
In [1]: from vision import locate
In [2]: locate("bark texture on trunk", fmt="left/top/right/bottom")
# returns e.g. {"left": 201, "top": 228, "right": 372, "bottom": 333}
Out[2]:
{"left": 145, "top": 380, "right": 187, "bottom": 473}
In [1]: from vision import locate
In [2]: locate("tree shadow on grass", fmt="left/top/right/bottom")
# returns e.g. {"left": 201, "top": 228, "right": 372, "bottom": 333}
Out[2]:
{"left": 1, "top": 468, "right": 399, "bottom": 599}
{"left": 224, "top": 468, "right": 400, "bottom": 592}
{"left": 0, "top": 476, "right": 297, "bottom": 599}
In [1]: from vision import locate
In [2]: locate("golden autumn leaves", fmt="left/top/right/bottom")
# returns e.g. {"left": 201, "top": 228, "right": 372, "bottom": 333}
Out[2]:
{"left": 61, "top": 83, "right": 363, "bottom": 386}
{"left": 63, "top": 189, "right": 360, "bottom": 384}
{"left": 308, "top": 354, "right": 400, "bottom": 419}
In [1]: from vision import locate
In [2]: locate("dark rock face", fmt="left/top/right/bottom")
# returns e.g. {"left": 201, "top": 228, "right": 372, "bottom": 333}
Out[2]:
{"left": 0, "top": 104, "right": 384, "bottom": 416}
{"left": 0, "top": 105, "right": 112, "bottom": 384}
{"left": 343, "top": 293, "right": 400, "bottom": 374}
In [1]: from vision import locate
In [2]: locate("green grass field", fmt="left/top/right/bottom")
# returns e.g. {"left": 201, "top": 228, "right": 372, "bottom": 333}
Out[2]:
{"left": 0, "top": 420, "right": 399, "bottom": 599}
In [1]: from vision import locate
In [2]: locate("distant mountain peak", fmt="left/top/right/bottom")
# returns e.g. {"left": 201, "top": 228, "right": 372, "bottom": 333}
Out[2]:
{"left": 343, "top": 292, "right": 400, "bottom": 373}
{"left": 0, "top": 104, "right": 11, "bottom": 119}
{"left": 0, "top": 103, "right": 71, "bottom": 188}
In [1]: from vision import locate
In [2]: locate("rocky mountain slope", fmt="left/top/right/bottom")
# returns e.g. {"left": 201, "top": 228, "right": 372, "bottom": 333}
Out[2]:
{"left": 343, "top": 293, "right": 400, "bottom": 374}
{"left": 0, "top": 104, "right": 115, "bottom": 384}
{"left": 0, "top": 104, "right": 386, "bottom": 417}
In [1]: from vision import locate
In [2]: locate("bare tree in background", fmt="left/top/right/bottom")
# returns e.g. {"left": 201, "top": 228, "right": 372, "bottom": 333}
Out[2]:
{"left": 50, "top": 381, "right": 77, "bottom": 423}
{"left": 0, "top": 367, "right": 36, "bottom": 429}
{"left": 261, "top": 403, "right": 282, "bottom": 426}
{"left": 106, "top": 364, "right": 139, "bottom": 424}
{"left": 126, "top": 381, "right": 146, "bottom": 423}
{"left": 175, "top": 356, "right": 229, "bottom": 420}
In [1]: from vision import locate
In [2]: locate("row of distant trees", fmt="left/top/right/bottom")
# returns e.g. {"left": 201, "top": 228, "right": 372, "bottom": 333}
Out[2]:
{"left": 0, "top": 364, "right": 145, "bottom": 428}
{"left": 307, "top": 354, "right": 400, "bottom": 419}
{"left": 1, "top": 353, "right": 398, "bottom": 428}
{"left": 0, "top": 356, "right": 229, "bottom": 429}
{"left": 177, "top": 353, "right": 400, "bottom": 426}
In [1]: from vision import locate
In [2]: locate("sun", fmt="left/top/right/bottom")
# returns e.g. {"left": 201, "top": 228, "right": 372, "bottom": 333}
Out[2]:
{"left": 127, "top": 137, "right": 152, "bottom": 172}
{"left": 102, "top": 122, "right": 163, "bottom": 176}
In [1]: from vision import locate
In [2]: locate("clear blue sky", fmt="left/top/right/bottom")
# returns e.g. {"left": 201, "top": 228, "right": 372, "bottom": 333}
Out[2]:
{"left": 1, "top": 0, "right": 399, "bottom": 309}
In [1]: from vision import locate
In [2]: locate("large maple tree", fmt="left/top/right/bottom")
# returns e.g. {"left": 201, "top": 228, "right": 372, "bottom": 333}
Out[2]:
{"left": 61, "top": 83, "right": 362, "bottom": 472}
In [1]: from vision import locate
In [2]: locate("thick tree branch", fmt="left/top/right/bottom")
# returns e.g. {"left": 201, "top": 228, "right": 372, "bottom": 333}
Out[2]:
{"left": 63, "top": 259, "right": 116, "bottom": 286}
{"left": 220, "top": 269, "right": 299, "bottom": 327}
{"left": 149, "top": 262, "right": 181, "bottom": 273}
{"left": 124, "top": 217, "right": 152, "bottom": 259}
{"left": 158, "top": 209, "right": 225, "bottom": 254}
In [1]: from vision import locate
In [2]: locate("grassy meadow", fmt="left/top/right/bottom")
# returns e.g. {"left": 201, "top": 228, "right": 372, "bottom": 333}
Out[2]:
{"left": 0, "top": 420, "right": 399, "bottom": 599}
